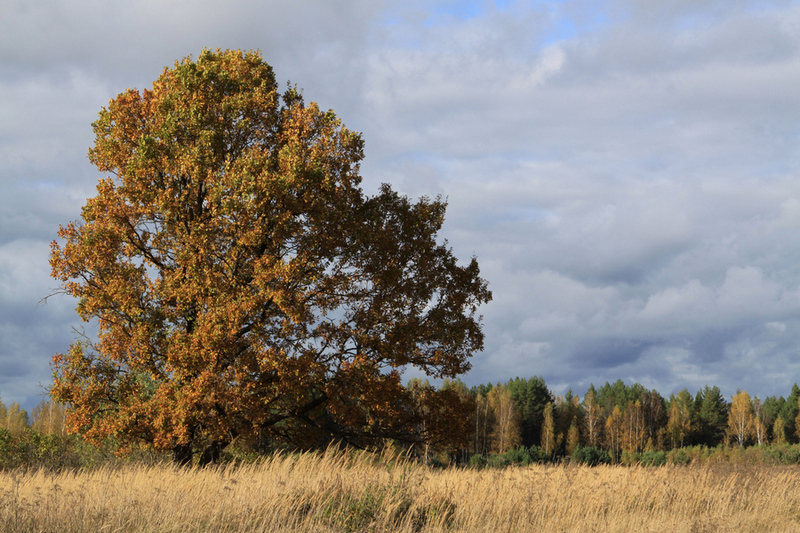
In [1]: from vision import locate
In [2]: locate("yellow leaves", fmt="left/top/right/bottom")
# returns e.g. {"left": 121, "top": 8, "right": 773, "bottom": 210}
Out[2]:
{"left": 727, "top": 390, "right": 755, "bottom": 447}
{"left": 51, "top": 48, "right": 490, "bottom": 460}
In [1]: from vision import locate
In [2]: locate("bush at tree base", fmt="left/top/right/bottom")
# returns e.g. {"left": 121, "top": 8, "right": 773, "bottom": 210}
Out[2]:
{"left": 6, "top": 426, "right": 800, "bottom": 471}
{"left": 571, "top": 446, "right": 612, "bottom": 466}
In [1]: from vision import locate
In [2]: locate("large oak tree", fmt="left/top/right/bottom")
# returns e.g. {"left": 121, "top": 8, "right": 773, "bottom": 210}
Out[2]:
{"left": 50, "top": 49, "right": 491, "bottom": 464}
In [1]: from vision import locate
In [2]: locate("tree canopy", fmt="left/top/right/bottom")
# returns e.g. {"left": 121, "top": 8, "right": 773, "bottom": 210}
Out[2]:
{"left": 50, "top": 49, "right": 491, "bottom": 464}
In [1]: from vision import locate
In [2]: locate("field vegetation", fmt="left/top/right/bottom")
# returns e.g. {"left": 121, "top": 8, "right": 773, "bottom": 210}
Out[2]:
{"left": 2, "top": 448, "right": 800, "bottom": 533}
{"left": 4, "top": 396, "right": 800, "bottom": 531}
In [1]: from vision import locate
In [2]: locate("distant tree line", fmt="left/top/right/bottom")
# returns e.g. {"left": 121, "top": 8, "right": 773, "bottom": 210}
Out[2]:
{"left": 2, "top": 378, "right": 800, "bottom": 469}
{"left": 405, "top": 377, "right": 800, "bottom": 465}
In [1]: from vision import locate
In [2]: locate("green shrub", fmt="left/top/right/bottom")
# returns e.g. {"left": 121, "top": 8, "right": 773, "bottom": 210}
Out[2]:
{"left": 640, "top": 450, "right": 667, "bottom": 467}
{"left": 620, "top": 450, "right": 640, "bottom": 465}
{"left": 486, "top": 453, "right": 510, "bottom": 468}
{"left": 467, "top": 454, "right": 487, "bottom": 469}
{"left": 505, "top": 445, "right": 549, "bottom": 466}
{"left": 571, "top": 446, "right": 611, "bottom": 466}
{"left": 666, "top": 448, "right": 691, "bottom": 465}
{"left": 782, "top": 445, "right": 800, "bottom": 464}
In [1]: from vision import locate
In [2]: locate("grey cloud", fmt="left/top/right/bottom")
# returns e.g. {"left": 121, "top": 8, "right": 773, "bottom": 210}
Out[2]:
{"left": 363, "top": 1, "right": 800, "bottom": 186}
{"left": 0, "top": 0, "right": 378, "bottom": 69}
{"left": 0, "top": 0, "right": 383, "bottom": 410}
{"left": 0, "top": 355, "right": 30, "bottom": 380}
{"left": 4, "top": 0, "right": 800, "bottom": 408}
{"left": 567, "top": 337, "right": 656, "bottom": 369}
{"left": 615, "top": 0, "right": 795, "bottom": 26}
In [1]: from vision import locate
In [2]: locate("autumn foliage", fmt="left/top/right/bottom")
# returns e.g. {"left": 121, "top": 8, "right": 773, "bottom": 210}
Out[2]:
{"left": 49, "top": 49, "right": 491, "bottom": 464}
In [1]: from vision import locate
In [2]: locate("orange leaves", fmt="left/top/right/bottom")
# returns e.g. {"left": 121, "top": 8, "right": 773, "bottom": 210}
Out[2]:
{"left": 50, "top": 49, "right": 490, "bottom": 463}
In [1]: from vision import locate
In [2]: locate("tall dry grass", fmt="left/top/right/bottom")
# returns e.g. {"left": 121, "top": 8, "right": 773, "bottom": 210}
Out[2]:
{"left": 2, "top": 448, "right": 799, "bottom": 532}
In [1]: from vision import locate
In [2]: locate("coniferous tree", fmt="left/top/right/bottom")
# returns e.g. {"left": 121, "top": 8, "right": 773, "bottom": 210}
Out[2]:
{"left": 694, "top": 386, "right": 728, "bottom": 447}
{"left": 781, "top": 384, "right": 800, "bottom": 443}
{"left": 506, "top": 376, "right": 552, "bottom": 448}
{"left": 597, "top": 379, "right": 629, "bottom": 414}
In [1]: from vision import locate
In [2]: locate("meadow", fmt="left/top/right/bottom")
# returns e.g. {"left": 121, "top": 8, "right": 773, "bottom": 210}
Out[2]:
{"left": 2, "top": 449, "right": 800, "bottom": 533}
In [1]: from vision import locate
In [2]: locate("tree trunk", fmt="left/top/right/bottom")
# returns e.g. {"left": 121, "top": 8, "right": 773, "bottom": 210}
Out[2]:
{"left": 198, "top": 441, "right": 226, "bottom": 467}
{"left": 173, "top": 443, "right": 193, "bottom": 467}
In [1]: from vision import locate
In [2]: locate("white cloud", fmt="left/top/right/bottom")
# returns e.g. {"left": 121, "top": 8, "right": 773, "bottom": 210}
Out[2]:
{"left": 4, "top": 0, "right": 800, "bottom": 407}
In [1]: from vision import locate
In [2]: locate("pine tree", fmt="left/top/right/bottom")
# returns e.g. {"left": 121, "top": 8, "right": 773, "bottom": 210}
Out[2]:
{"left": 780, "top": 384, "right": 800, "bottom": 443}
{"left": 506, "top": 376, "right": 552, "bottom": 448}
{"left": 694, "top": 386, "right": 728, "bottom": 446}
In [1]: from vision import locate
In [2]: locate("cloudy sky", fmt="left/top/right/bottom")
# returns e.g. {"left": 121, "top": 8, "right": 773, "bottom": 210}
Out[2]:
{"left": 2, "top": 0, "right": 800, "bottom": 410}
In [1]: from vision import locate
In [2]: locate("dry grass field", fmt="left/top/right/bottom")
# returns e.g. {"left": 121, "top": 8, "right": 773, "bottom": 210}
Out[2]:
{"left": 2, "top": 449, "right": 799, "bottom": 532}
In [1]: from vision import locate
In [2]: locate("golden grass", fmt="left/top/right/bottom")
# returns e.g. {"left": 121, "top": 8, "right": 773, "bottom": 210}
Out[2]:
{"left": 2, "top": 449, "right": 800, "bottom": 532}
